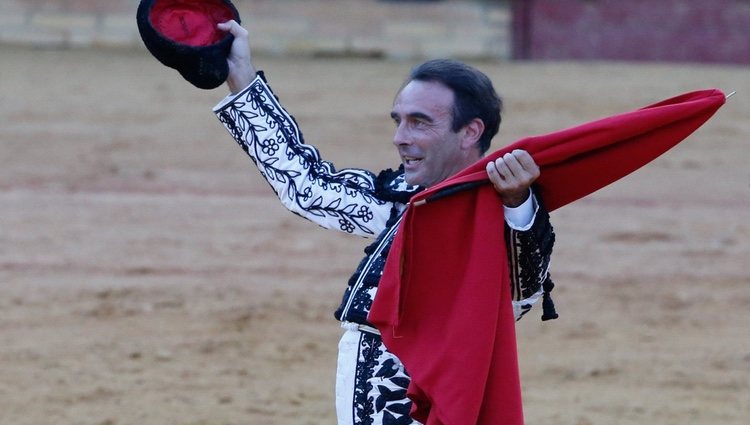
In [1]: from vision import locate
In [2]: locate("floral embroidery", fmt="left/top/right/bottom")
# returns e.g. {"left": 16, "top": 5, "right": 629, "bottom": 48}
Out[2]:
{"left": 354, "top": 333, "right": 415, "bottom": 425}
{"left": 216, "top": 76, "right": 415, "bottom": 236}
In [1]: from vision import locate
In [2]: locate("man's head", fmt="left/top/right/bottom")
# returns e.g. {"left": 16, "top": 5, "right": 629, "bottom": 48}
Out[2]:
{"left": 391, "top": 59, "right": 503, "bottom": 187}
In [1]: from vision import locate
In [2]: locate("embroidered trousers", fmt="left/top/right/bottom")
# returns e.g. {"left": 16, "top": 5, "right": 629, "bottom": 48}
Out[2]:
{"left": 336, "top": 323, "right": 421, "bottom": 425}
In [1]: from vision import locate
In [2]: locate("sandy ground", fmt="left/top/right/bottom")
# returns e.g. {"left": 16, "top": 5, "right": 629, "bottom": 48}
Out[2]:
{"left": 0, "top": 46, "right": 748, "bottom": 425}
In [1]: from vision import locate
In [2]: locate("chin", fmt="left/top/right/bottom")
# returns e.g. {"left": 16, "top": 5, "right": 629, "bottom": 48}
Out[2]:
{"left": 403, "top": 172, "right": 422, "bottom": 187}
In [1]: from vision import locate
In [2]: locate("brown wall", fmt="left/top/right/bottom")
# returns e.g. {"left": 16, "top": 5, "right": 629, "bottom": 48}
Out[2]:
{"left": 512, "top": 0, "right": 750, "bottom": 64}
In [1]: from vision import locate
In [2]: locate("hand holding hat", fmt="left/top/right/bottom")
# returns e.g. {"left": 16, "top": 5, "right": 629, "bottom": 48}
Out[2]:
{"left": 137, "top": 0, "right": 241, "bottom": 89}
{"left": 216, "top": 20, "right": 257, "bottom": 94}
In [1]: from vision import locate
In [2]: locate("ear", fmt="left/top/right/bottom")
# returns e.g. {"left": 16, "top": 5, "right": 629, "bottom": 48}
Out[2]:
{"left": 459, "top": 118, "right": 485, "bottom": 150}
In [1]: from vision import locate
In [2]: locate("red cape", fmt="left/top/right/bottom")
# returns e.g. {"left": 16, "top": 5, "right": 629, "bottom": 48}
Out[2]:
{"left": 368, "top": 89, "right": 726, "bottom": 425}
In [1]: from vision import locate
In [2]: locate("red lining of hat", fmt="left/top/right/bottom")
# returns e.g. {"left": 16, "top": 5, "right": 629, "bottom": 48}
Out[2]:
{"left": 150, "top": 0, "right": 234, "bottom": 46}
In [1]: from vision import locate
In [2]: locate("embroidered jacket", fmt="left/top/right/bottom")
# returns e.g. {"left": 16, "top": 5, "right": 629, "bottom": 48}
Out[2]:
{"left": 214, "top": 72, "right": 556, "bottom": 327}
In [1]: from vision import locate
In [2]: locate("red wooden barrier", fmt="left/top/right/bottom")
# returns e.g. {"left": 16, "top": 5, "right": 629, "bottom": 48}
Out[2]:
{"left": 512, "top": 0, "right": 750, "bottom": 64}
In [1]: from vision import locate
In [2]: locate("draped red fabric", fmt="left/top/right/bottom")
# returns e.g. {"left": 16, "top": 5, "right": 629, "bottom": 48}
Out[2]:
{"left": 369, "top": 89, "right": 726, "bottom": 425}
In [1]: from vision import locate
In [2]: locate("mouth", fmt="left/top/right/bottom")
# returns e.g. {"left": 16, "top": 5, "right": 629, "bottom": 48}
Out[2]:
{"left": 402, "top": 155, "right": 423, "bottom": 168}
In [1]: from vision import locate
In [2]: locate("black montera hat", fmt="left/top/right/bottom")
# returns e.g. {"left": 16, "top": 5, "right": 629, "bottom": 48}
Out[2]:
{"left": 137, "top": 0, "right": 241, "bottom": 89}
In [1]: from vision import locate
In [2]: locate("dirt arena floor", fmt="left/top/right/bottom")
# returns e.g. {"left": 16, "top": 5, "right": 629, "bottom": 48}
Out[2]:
{"left": 1, "top": 46, "right": 748, "bottom": 425}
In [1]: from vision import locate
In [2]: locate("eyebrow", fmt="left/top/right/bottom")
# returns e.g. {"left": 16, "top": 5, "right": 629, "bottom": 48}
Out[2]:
{"left": 390, "top": 111, "right": 434, "bottom": 123}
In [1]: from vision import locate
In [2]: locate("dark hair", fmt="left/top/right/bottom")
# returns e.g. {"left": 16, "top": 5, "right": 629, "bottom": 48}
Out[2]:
{"left": 406, "top": 59, "right": 502, "bottom": 154}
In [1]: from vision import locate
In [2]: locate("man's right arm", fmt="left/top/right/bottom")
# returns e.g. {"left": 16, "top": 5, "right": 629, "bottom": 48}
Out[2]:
{"left": 214, "top": 75, "right": 393, "bottom": 236}
{"left": 212, "top": 21, "right": 394, "bottom": 237}
{"left": 217, "top": 20, "right": 256, "bottom": 94}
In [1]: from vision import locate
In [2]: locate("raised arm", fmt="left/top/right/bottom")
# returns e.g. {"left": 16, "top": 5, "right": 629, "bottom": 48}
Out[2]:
{"left": 213, "top": 21, "right": 399, "bottom": 237}
{"left": 216, "top": 20, "right": 256, "bottom": 95}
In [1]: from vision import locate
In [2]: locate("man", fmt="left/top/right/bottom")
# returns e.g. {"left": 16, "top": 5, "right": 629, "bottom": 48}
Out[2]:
{"left": 213, "top": 20, "right": 555, "bottom": 425}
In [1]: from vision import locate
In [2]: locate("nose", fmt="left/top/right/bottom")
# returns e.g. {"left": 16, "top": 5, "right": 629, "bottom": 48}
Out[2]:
{"left": 392, "top": 122, "right": 410, "bottom": 147}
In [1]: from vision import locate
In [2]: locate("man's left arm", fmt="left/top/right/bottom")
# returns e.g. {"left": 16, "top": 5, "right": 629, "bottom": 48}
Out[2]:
{"left": 504, "top": 195, "right": 556, "bottom": 320}
{"left": 487, "top": 150, "right": 558, "bottom": 321}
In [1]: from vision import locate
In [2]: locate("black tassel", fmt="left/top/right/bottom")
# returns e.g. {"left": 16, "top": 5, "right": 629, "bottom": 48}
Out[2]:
{"left": 541, "top": 276, "right": 559, "bottom": 321}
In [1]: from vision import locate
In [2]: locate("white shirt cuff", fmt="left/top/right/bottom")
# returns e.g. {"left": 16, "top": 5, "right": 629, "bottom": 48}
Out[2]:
{"left": 503, "top": 190, "right": 538, "bottom": 231}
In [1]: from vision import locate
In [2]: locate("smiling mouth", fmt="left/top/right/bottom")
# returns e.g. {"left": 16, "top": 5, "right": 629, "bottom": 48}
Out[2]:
{"left": 403, "top": 156, "right": 423, "bottom": 166}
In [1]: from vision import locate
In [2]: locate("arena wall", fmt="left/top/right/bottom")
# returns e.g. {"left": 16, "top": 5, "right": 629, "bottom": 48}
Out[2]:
{"left": 0, "top": 0, "right": 511, "bottom": 60}
{"left": 512, "top": 0, "right": 750, "bottom": 64}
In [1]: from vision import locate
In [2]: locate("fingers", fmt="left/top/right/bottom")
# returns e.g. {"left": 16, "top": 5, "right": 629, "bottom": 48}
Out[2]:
{"left": 487, "top": 150, "right": 539, "bottom": 183}
{"left": 216, "top": 20, "right": 255, "bottom": 94}
{"left": 512, "top": 150, "right": 539, "bottom": 176}
{"left": 497, "top": 152, "right": 519, "bottom": 179}
{"left": 485, "top": 149, "right": 540, "bottom": 207}
{"left": 486, "top": 160, "right": 502, "bottom": 184}
{"left": 217, "top": 20, "right": 247, "bottom": 38}
{"left": 486, "top": 158, "right": 512, "bottom": 190}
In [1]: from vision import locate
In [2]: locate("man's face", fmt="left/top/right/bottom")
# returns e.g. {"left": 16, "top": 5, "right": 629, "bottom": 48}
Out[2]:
{"left": 391, "top": 80, "right": 479, "bottom": 188}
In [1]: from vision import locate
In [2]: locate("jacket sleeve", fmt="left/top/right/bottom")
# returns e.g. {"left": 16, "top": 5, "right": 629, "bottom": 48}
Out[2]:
{"left": 505, "top": 197, "right": 557, "bottom": 321}
{"left": 213, "top": 73, "right": 394, "bottom": 237}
